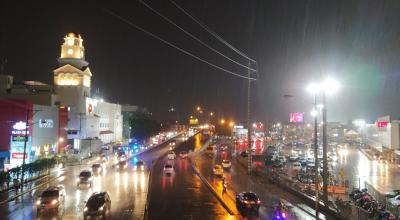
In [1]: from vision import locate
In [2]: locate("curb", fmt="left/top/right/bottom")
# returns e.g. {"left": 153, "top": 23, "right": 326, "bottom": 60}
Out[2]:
{"left": 190, "top": 163, "right": 235, "bottom": 216}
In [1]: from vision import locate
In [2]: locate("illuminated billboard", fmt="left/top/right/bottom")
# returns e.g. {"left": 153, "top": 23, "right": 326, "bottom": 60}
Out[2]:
{"left": 289, "top": 113, "right": 304, "bottom": 123}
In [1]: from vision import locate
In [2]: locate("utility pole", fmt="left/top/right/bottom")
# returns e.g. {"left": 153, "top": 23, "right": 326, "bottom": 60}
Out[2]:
{"left": 20, "top": 108, "right": 30, "bottom": 184}
{"left": 313, "top": 95, "right": 319, "bottom": 219}
{"left": 322, "top": 92, "right": 328, "bottom": 201}
{"left": 247, "top": 61, "right": 253, "bottom": 175}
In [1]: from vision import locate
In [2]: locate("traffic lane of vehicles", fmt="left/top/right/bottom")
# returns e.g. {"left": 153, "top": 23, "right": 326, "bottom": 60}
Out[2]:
{"left": 213, "top": 140, "right": 329, "bottom": 219}
{"left": 147, "top": 140, "right": 230, "bottom": 219}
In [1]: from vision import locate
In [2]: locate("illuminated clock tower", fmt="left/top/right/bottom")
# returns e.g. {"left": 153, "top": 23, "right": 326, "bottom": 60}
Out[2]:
{"left": 53, "top": 33, "right": 92, "bottom": 113}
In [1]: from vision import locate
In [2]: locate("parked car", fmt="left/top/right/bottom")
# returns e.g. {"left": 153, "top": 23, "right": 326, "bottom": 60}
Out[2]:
{"left": 36, "top": 186, "right": 66, "bottom": 214}
{"left": 292, "top": 162, "right": 302, "bottom": 171}
{"left": 83, "top": 192, "right": 111, "bottom": 219}
{"left": 385, "top": 190, "right": 400, "bottom": 198}
{"left": 289, "top": 155, "right": 298, "bottom": 161}
{"left": 388, "top": 195, "right": 400, "bottom": 206}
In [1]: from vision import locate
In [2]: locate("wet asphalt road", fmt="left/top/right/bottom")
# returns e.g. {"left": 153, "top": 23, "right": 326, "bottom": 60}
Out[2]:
{"left": 0, "top": 135, "right": 183, "bottom": 220}
{"left": 147, "top": 133, "right": 230, "bottom": 220}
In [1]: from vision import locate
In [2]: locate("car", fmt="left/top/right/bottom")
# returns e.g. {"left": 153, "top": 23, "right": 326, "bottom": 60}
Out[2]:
{"left": 179, "top": 151, "right": 188, "bottom": 159}
{"left": 240, "top": 151, "right": 248, "bottom": 157}
{"left": 292, "top": 162, "right": 302, "bottom": 171}
{"left": 92, "top": 163, "right": 103, "bottom": 175}
{"left": 236, "top": 192, "right": 261, "bottom": 213}
{"left": 289, "top": 155, "right": 298, "bottom": 161}
{"left": 386, "top": 190, "right": 400, "bottom": 198}
{"left": 36, "top": 186, "right": 66, "bottom": 214}
{"left": 169, "top": 141, "right": 176, "bottom": 146}
{"left": 222, "top": 160, "right": 232, "bottom": 169}
{"left": 213, "top": 165, "right": 224, "bottom": 177}
{"left": 116, "top": 160, "right": 128, "bottom": 170}
{"left": 77, "top": 170, "right": 93, "bottom": 187}
{"left": 273, "top": 161, "right": 284, "bottom": 168}
{"left": 167, "top": 151, "right": 176, "bottom": 160}
{"left": 219, "top": 144, "right": 228, "bottom": 151}
{"left": 388, "top": 194, "right": 400, "bottom": 206}
{"left": 135, "top": 160, "right": 145, "bottom": 171}
{"left": 206, "top": 146, "right": 215, "bottom": 154}
{"left": 83, "top": 192, "right": 111, "bottom": 219}
{"left": 164, "top": 164, "right": 174, "bottom": 175}
{"left": 278, "top": 156, "right": 287, "bottom": 164}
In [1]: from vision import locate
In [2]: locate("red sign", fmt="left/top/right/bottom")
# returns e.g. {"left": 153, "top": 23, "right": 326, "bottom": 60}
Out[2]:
{"left": 88, "top": 103, "right": 93, "bottom": 113}
{"left": 12, "top": 152, "right": 27, "bottom": 159}
{"left": 376, "top": 121, "right": 389, "bottom": 128}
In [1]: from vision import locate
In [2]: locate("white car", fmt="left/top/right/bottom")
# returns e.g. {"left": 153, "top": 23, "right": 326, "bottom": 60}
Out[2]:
{"left": 213, "top": 165, "right": 224, "bottom": 177}
{"left": 164, "top": 164, "right": 174, "bottom": 175}
{"left": 221, "top": 160, "right": 231, "bottom": 169}
{"left": 388, "top": 195, "right": 400, "bottom": 206}
{"left": 167, "top": 151, "right": 176, "bottom": 160}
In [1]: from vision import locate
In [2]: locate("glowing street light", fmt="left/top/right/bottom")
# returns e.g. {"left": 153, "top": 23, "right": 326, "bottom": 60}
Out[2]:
{"left": 220, "top": 119, "right": 225, "bottom": 124}
{"left": 196, "top": 106, "right": 201, "bottom": 111}
{"left": 209, "top": 112, "right": 214, "bottom": 116}
{"left": 229, "top": 121, "right": 235, "bottom": 127}
{"left": 311, "top": 109, "right": 318, "bottom": 117}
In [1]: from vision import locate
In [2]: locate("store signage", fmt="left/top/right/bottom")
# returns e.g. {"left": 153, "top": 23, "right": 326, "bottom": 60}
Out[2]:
{"left": 12, "top": 136, "right": 27, "bottom": 142}
{"left": 11, "top": 152, "right": 27, "bottom": 159}
{"left": 11, "top": 121, "right": 29, "bottom": 135}
{"left": 376, "top": 121, "right": 389, "bottom": 128}
{"left": 13, "top": 121, "right": 26, "bottom": 130}
{"left": 88, "top": 103, "right": 93, "bottom": 113}
{"left": 290, "top": 113, "right": 304, "bottom": 123}
{"left": 39, "top": 119, "right": 53, "bottom": 128}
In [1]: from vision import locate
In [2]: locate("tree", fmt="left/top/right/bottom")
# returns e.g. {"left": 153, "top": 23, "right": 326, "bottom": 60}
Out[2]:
{"left": 129, "top": 114, "right": 161, "bottom": 143}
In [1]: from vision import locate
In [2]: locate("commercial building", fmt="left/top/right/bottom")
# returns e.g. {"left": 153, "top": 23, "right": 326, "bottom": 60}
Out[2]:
{"left": 0, "top": 33, "right": 124, "bottom": 165}
{"left": 0, "top": 99, "right": 67, "bottom": 169}
{"left": 362, "top": 116, "right": 400, "bottom": 151}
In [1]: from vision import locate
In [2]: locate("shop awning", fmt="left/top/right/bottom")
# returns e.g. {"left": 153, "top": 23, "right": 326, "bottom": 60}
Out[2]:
{"left": 99, "top": 130, "right": 113, "bottom": 135}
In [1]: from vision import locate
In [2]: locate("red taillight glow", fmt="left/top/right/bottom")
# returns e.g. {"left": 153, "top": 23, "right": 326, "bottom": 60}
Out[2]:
{"left": 243, "top": 200, "right": 249, "bottom": 204}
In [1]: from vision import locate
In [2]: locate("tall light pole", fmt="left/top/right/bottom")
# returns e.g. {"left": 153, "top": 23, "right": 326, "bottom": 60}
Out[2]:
{"left": 307, "top": 78, "right": 339, "bottom": 202}
{"left": 307, "top": 83, "right": 320, "bottom": 219}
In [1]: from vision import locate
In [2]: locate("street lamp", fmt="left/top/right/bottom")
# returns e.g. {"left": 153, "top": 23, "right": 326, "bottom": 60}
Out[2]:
{"left": 220, "top": 119, "right": 225, "bottom": 124}
{"left": 229, "top": 121, "right": 235, "bottom": 127}
{"left": 209, "top": 112, "right": 214, "bottom": 116}
{"left": 307, "top": 78, "right": 340, "bottom": 204}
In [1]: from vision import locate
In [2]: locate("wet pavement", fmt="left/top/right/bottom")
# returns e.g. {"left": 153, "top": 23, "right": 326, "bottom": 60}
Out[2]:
{"left": 147, "top": 133, "right": 231, "bottom": 220}
{"left": 0, "top": 134, "right": 183, "bottom": 220}
{"left": 192, "top": 138, "right": 335, "bottom": 220}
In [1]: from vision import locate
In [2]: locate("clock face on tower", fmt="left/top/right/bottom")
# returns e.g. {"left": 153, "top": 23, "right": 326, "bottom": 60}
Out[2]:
{"left": 67, "top": 49, "right": 74, "bottom": 55}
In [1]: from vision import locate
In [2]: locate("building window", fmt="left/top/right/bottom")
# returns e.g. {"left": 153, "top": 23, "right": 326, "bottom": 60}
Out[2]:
{"left": 67, "top": 48, "right": 74, "bottom": 55}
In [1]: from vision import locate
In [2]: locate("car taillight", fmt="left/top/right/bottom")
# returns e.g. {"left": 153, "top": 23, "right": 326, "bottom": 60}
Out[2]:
{"left": 243, "top": 200, "right": 249, "bottom": 204}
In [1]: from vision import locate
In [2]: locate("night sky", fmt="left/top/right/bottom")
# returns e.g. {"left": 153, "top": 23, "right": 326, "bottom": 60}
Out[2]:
{"left": 1, "top": 0, "right": 400, "bottom": 124}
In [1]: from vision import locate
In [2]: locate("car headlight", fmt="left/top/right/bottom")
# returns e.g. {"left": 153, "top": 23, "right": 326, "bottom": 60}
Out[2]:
{"left": 116, "top": 165, "right": 119, "bottom": 168}
{"left": 84, "top": 207, "right": 88, "bottom": 212}
{"left": 88, "top": 177, "right": 92, "bottom": 181}
{"left": 99, "top": 206, "right": 104, "bottom": 211}
{"left": 51, "top": 199, "right": 58, "bottom": 205}
{"left": 36, "top": 200, "right": 41, "bottom": 205}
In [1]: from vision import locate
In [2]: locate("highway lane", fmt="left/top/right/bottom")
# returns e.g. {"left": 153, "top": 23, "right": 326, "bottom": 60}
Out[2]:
{"left": 147, "top": 133, "right": 231, "bottom": 220}
{"left": 193, "top": 139, "right": 334, "bottom": 220}
{"left": 0, "top": 134, "right": 184, "bottom": 220}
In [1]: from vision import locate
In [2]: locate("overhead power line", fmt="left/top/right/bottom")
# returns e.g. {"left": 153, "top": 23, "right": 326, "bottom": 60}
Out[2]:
{"left": 138, "top": 0, "right": 256, "bottom": 73}
{"left": 104, "top": 9, "right": 256, "bottom": 81}
{"left": 169, "top": 0, "right": 257, "bottom": 64}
